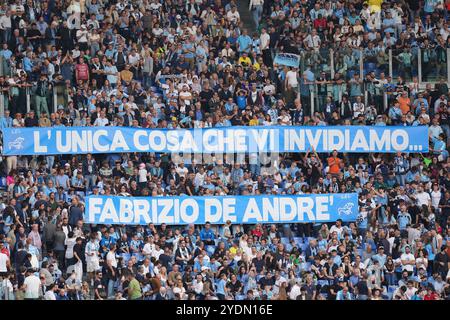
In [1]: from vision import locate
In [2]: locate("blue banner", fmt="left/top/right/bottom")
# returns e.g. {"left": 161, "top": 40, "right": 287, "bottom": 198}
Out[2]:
{"left": 1, "top": 125, "right": 429, "bottom": 155}
{"left": 274, "top": 53, "right": 300, "bottom": 68}
{"left": 84, "top": 194, "right": 359, "bottom": 225}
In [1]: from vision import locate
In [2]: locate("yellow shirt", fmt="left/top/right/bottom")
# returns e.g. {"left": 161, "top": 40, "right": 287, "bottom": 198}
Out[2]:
{"left": 238, "top": 56, "right": 252, "bottom": 67}
{"left": 249, "top": 119, "right": 259, "bottom": 126}
{"left": 368, "top": 0, "right": 383, "bottom": 12}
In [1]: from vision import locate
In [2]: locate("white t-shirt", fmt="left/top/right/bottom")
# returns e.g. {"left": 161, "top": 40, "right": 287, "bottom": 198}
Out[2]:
{"left": 179, "top": 91, "right": 192, "bottom": 105}
{"left": 173, "top": 286, "right": 186, "bottom": 299}
{"left": 176, "top": 166, "right": 189, "bottom": 178}
{"left": 400, "top": 253, "right": 415, "bottom": 272}
{"left": 24, "top": 275, "right": 41, "bottom": 299}
{"left": 44, "top": 290, "right": 56, "bottom": 300}
{"left": 286, "top": 70, "right": 298, "bottom": 87}
{"left": 329, "top": 225, "right": 343, "bottom": 239}
{"left": 353, "top": 102, "right": 365, "bottom": 118}
{"left": 65, "top": 237, "right": 76, "bottom": 259}
{"left": 128, "top": 53, "right": 141, "bottom": 65}
{"left": 106, "top": 251, "right": 117, "bottom": 268}
{"left": 260, "top": 33, "right": 270, "bottom": 50}
{"left": 289, "top": 284, "right": 301, "bottom": 300}
{"left": 76, "top": 29, "right": 88, "bottom": 43}
{"left": 193, "top": 280, "right": 204, "bottom": 294}
{"left": 416, "top": 192, "right": 431, "bottom": 207}
{"left": 138, "top": 168, "right": 148, "bottom": 183}
{"left": 405, "top": 286, "right": 417, "bottom": 300}
{"left": 274, "top": 276, "right": 287, "bottom": 294}
{"left": 94, "top": 117, "right": 109, "bottom": 127}
{"left": 430, "top": 190, "right": 441, "bottom": 209}
{"left": 227, "top": 10, "right": 240, "bottom": 23}
{"left": 0, "top": 252, "right": 9, "bottom": 272}
{"left": 142, "top": 243, "right": 155, "bottom": 256}
{"left": 304, "top": 34, "right": 321, "bottom": 49}
{"left": 152, "top": 248, "right": 164, "bottom": 260}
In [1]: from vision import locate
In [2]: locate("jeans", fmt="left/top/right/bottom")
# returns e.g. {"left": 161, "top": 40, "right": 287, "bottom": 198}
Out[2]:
{"left": 2, "top": 28, "right": 11, "bottom": 44}
{"left": 90, "top": 42, "right": 100, "bottom": 57}
{"left": 249, "top": 164, "right": 260, "bottom": 177}
{"left": 441, "top": 124, "right": 450, "bottom": 144}
{"left": 251, "top": 5, "right": 263, "bottom": 29}
{"left": 107, "top": 279, "right": 115, "bottom": 299}
{"left": 35, "top": 95, "right": 49, "bottom": 118}
{"left": 85, "top": 174, "right": 97, "bottom": 191}
{"left": 385, "top": 272, "right": 397, "bottom": 286}
{"left": 46, "top": 156, "right": 55, "bottom": 170}
{"left": 395, "top": 174, "right": 406, "bottom": 186}
{"left": 143, "top": 73, "right": 152, "bottom": 89}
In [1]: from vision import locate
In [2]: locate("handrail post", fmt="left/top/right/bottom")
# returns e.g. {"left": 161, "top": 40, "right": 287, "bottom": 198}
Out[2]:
{"left": 0, "top": 93, "right": 4, "bottom": 116}
{"left": 330, "top": 49, "right": 335, "bottom": 79}
{"left": 26, "top": 87, "right": 31, "bottom": 113}
{"left": 418, "top": 48, "right": 422, "bottom": 85}
{"left": 388, "top": 49, "right": 393, "bottom": 78}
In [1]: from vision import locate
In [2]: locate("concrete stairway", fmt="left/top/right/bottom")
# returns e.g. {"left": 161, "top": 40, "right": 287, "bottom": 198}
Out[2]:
{"left": 236, "top": 0, "right": 257, "bottom": 33}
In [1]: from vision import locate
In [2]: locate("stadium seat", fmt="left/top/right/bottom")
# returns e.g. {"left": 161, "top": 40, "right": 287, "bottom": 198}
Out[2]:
{"left": 300, "top": 243, "right": 308, "bottom": 252}
{"left": 280, "top": 237, "right": 290, "bottom": 246}
{"left": 318, "top": 280, "right": 329, "bottom": 287}
{"left": 388, "top": 286, "right": 398, "bottom": 293}
{"left": 293, "top": 237, "right": 303, "bottom": 244}
{"left": 305, "top": 262, "right": 312, "bottom": 271}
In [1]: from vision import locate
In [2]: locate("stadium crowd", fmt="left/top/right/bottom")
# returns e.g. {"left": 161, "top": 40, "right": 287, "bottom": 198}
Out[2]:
{"left": 0, "top": 0, "right": 449, "bottom": 301}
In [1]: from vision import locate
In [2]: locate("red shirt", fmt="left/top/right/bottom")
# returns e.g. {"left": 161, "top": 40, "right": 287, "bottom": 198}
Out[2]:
{"left": 251, "top": 229, "right": 263, "bottom": 238}
{"left": 0, "top": 247, "right": 9, "bottom": 257}
{"left": 75, "top": 63, "right": 89, "bottom": 80}
{"left": 314, "top": 18, "right": 327, "bottom": 30}
{"left": 424, "top": 293, "right": 438, "bottom": 300}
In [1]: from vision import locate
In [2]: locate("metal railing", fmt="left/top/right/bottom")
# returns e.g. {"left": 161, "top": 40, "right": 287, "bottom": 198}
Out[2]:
{"left": 0, "top": 48, "right": 448, "bottom": 119}
{"left": 293, "top": 47, "right": 450, "bottom": 116}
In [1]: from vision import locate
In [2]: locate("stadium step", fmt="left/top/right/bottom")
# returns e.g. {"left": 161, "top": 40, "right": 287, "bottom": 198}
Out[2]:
{"left": 236, "top": 0, "right": 256, "bottom": 32}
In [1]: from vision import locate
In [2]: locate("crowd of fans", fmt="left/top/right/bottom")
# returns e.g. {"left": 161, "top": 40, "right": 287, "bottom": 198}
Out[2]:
{"left": 0, "top": 0, "right": 449, "bottom": 301}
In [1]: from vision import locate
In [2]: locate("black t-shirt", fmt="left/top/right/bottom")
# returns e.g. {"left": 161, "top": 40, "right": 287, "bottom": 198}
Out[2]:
{"left": 252, "top": 257, "right": 265, "bottom": 273}
{"left": 73, "top": 243, "right": 84, "bottom": 262}
{"left": 226, "top": 280, "right": 242, "bottom": 294}
{"left": 27, "top": 29, "right": 42, "bottom": 42}
{"left": 17, "top": 273, "right": 25, "bottom": 288}
{"left": 112, "top": 167, "right": 123, "bottom": 178}
{"left": 269, "top": 32, "right": 280, "bottom": 48}
{"left": 439, "top": 197, "right": 450, "bottom": 217}
{"left": 199, "top": 89, "right": 214, "bottom": 112}
{"left": 346, "top": 175, "right": 361, "bottom": 186}
{"left": 328, "top": 284, "right": 340, "bottom": 300}
{"left": 316, "top": 76, "right": 328, "bottom": 95}
{"left": 94, "top": 279, "right": 106, "bottom": 299}
{"left": 25, "top": 117, "right": 39, "bottom": 127}
{"left": 258, "top": 276, "right": 275, "bottom": 288}
{"left": 356, "top": 280, "right": 369, "bottom": 295}
{"left": 15, "top": 250, "right": 28, "bottom": 269}
{"left": 158, "top": 253, "right": 171, "bottom": 269}
{"left": 305, "top": 283, "right": 316, "bottom": 299}
{"left": 117, "top": 239, "right": 129, "bottom": 254}
{"left": 185, "top": 179, "right": 196, "bottom": 195}
{"left": 218, "top": 89, "right": 233, "bottom": 101}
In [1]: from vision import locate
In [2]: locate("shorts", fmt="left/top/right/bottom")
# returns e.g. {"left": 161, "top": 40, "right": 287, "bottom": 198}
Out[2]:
{"left": 86, "top": 258, "right": 100, "bottom": 273}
